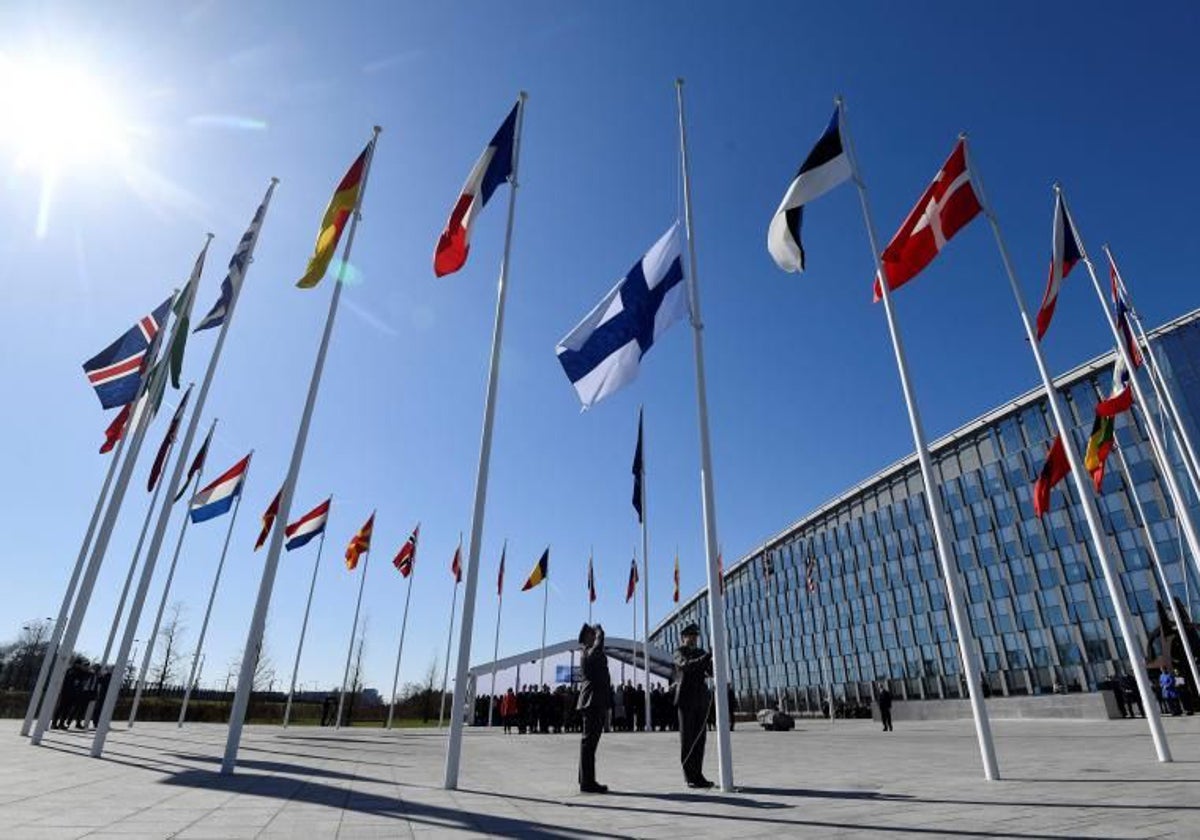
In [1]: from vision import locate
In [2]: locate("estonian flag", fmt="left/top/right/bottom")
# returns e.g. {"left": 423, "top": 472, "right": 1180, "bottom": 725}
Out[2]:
{"left": 768, "top": 108, "right": 852, "bottom": 273}
{"left": 521, "top": 548, "right": 549, "bottom": 591}
{"left": 556, "top": 224, "right": 689, "bottom": 409}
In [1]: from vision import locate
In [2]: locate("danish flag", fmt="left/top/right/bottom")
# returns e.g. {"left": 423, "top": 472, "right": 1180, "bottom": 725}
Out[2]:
{"left": 874, "top": 138, "right": 982, "bottom": 301}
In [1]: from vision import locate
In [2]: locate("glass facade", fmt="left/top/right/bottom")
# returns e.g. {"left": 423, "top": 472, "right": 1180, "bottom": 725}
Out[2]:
{"left": 650, "top": 311, "right": 1200, "bottom": 713}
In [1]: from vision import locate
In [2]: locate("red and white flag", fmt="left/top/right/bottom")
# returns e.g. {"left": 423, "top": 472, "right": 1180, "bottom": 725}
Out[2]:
{"left": 393, "top": 523, "right": 419, "bottom": 578}
{"left": 434, "top": 102, "right": 519, "bottom": 277}
{"left": 874, "top": 138, "right": 981, "bottom": 301}
{"left": 99, "top": 402, "right": 133, "bottom": 454}
{"left": 451, "top": 543, "right": 463, "bottom": 584}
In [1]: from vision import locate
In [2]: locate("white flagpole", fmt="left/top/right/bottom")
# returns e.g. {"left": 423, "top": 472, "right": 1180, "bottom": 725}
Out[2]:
{"left": 967, "top": 165, "right": 1169, "bottom": 761}
{"left": 1107, "top": 244, "right": 1200, "bottom": 492}
{"left": 675, "top": 78, "right": 735, "bottom": 791}
{"left": 386, "top": 537, "right": 417, "bottom": 730}
{"left": 223, "top": 137, "right": 379, "bottom": 775}
{"left": 178, "top": 441, "right": 246, "bottom": 727}
{"left": 100, "top": 447, "right": 174, "bottom": 667}
{"left": 486, "top": 540, "right": 505, "bottom": 728}
{"left": 767, "top": 554, "right": 783, "bottom": 710}
{"left": 99, "top": 181, "right": 279, "bottom": 757}
{"left": 837, "top": 100, "right": 999, "bottom": 778}
{"left": 440, "top": 535, "right": 463, "bottom": 729}
{"left": 443, "top": 92, "right": 527, "bottom": 789}
{"left": 1113, "top": 441, "right": 1200, "bottom": 694}
{"left": 336, "top": 519, "right": 373, "bottom": 730}
{"left": 22, "top": 423, "right": 129, "bottom": 736}
{"left": 32, "top": 303, "right": 173, "bottom": 745}
{"left": 539, "top": 557, "right": 549, "bottom": 688}
{"left": 639, "top": 410, "right": 652, "bottom": 731}
{"left": 1067, "top": 190, "right": 1200, "bottom": 596}
{"left": 588, "top": 548, "right": 594, "bottom": 625}
{"left": 284, "top": 529, "right": 328, "bottom": 728}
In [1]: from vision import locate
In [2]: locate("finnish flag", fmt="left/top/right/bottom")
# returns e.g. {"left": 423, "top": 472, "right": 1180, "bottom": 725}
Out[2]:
{"left": 556, "top": 223, "right": 689, "bottom": 409}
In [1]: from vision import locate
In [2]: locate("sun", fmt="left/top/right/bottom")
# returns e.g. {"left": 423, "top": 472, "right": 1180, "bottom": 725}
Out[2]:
{"left": 0, "top": 51, "right": 132, "bottom": 236}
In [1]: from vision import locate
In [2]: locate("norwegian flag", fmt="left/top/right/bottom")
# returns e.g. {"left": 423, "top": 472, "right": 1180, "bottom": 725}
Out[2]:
{"left": 1035, "top": 191, "right": 1084, "bottom": 341}
{"left": 625, "top": 557, "right": 639, "bottom": 603}
{"left": 1108, "top": 253, "right": 1144, "bottom": 369}
{"left": 82, "top": 296, "right": 172, "bottom": 409}
{"left": 392, "top": 524, "right": 419, "bottom": 577}
{"left": 874, "top": 138, "right": 981, "bottom": 301}
{"left": 451, "top": 543, "right": 463, "bottom": 584}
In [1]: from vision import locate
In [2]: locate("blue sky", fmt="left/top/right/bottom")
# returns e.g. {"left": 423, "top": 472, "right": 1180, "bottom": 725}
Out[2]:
{"left": 2, "top": 2, "right": 1199, "bottom": 697}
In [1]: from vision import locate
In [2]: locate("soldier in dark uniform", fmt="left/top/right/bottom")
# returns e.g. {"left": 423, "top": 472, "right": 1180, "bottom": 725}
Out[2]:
{"left": 673, "top": 623, "right": 714, "bottom": 788}
{"left": 576, "top": 623, "right": 611, "bottom": 794}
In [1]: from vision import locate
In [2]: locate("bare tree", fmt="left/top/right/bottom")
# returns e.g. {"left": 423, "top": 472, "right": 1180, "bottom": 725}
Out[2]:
{"left": 422, "top": 657, "right": 438, "bottom": 722}
{"left": 152, "top": 602, "right": 187, "bottom": 693}
{"left": 1, "top": 618, "right": 54, "bottom": 690}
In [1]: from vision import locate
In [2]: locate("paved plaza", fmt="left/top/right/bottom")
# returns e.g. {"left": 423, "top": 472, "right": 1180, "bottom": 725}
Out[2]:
{"left": 1, "top": 716, "right": 1198, "bottom": 838}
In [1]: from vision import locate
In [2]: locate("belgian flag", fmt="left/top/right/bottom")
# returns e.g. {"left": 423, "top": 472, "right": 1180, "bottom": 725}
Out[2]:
{"left": 522, "top": 548, "right": 549, "bottom": 591}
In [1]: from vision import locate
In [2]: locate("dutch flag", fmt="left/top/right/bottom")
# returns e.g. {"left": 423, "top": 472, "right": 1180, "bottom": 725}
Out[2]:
{"left": 189, "top": 454, "right": 251, "bottom": 523}
{"left": 285, "top": 498, "right": 331, "bottom": 551}
{"left": 556, "top": 223, "right": 689, "bottom": 410}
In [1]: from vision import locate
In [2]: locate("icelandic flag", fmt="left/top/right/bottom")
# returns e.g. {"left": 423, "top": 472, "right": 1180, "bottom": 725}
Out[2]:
{"left": 768, "top": 108, "right": 852, "bottom": 273}
{"left": 189, "top": 454, "right": 251, "bottom": 523}
{"left": 434, "top": 101, "right": 518, "bottom": 277}
{"left": 285, "top": 498, "right": 331, "bottom": 551}
{"left": 195, "top": 189, "right": 271, "bottom": 332}
{"left": 556, "top": 224, "right": 689, "bottom": 409}
{"left": 82, "top": 296, "right": 172, "bottom": 409}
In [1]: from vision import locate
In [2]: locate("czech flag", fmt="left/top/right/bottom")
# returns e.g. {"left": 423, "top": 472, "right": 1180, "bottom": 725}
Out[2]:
{"left": 434, "top": 101, "right": 519, "bottom": 277}
{"left": 190, "top": 454, "right": 251, "bottom": 523}
{"left": 285, "top": 498, "right": 331, "bottom": 551}
{"left": 521, "top": 548, "right": 549, "bottom": 591}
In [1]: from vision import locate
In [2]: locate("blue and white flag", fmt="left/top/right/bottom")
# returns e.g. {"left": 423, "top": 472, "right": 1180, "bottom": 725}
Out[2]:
{"left": 189, "top": 453, "right": 250, "bottom": 523}
{"left": 556, "top": 224, "right": 689, "bottom": 409}
{"left": 194, "top": 191, "right": 270, "bottom": 332}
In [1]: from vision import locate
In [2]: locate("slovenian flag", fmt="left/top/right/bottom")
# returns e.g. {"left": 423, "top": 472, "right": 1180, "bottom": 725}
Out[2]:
{"left": 190, "top": 454, "right": 251, "bottom": 523}
{"left": 767, "top": 107, "right": 852, "bottom": 273}
{"left": 434, "top": 101, "right": 519, "bottom": 277}
{"left": 285, "top": 498, "right": 331, "bottom": 551}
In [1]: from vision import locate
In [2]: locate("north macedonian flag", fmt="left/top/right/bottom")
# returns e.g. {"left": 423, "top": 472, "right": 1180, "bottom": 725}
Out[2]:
{"left": 522, "top": 548, "right": 549, "bottom": 591}
{"left": 345, "top": 512, "right": 375, "bottom": 570}
{"left": 297, "top": 143, "right": 371, "bottom": 288}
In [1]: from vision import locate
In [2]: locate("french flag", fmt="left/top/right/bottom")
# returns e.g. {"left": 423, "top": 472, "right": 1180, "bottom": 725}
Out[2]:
{"left": 189, "top": 454, "right": 251, "bottom": 523}
{"left": 434, "top": 101, "right": 519, "bottom": 277}
{"left": 285, "top": 498, "right": 331, "bottom": 552}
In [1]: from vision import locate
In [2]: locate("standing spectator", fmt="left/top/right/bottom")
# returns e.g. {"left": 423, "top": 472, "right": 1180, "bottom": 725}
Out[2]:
{"left": 500, "top": 688, "right": 518, "bottom": 733}
{"left": 1160, "top": 670, "right": 1181, "bottom": 716}
{"left": 577, "top": 623, "right": 611, "bottom": 794}
{"left": 878, "top": 685, "right": 894, "bottom": 732}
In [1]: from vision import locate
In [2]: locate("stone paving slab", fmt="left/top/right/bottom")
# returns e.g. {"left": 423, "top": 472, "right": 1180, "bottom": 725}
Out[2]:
{"left": 0, "top": 717, "right": 1198, "bottom": 837}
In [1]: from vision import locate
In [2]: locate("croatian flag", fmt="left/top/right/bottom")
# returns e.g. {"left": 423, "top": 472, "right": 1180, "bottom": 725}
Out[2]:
{"left": 285, "top": 498, "right": 331, "bottom": 551}
{"left": 556, "top": 224, "right": 689, "bottom": 409}
{"left": 434, "top": 101, "right": 519, "bottom": 277}
{"left": 82, "top": 296, "right": 172, "bottom": 409}
{"left": 189, "top": 454, "right": 251, "bottom": 523}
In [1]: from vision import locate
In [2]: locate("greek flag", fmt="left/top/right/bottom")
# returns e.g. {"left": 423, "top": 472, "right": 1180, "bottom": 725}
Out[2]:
{"left": 556, "top": 224, "right": 689, "bottom": 409}
{"left": 194, "top": 193, "right": 269, "bottom": 332}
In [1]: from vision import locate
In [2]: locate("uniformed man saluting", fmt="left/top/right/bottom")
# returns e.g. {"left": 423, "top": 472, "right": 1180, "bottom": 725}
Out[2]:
{"left": 673, "top": 623, "right": 714, "bottom": 788}
{"left": 577, "top": 622, "right": 611, "bottom": 793}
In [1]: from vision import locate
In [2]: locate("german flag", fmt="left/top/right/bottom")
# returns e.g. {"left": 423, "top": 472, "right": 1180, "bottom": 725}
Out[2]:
{"left": 345, "top": 511, "right": 375, "bottom": 570}
{"left": 1084, "top": 415, "right": 1116, "bottom": 491}
{"left": 521, "top": 548, "right": 549, "bottom": 591}
{"left": 297, "top": 142, "right": 372, "bottom": 288}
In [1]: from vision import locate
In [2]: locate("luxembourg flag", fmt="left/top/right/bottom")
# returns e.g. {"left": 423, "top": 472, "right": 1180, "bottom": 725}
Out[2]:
{"left": 285, "top": 498, "right": 331, "bottom": 551}
{"left": 189, "top": 454, "right": 251, "bottom": 523}
{"left": 433, "top": 101, "right": 519, "bottom": 277}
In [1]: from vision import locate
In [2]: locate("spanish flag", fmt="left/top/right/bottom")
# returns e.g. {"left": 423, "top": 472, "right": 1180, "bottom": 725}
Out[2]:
{"left": 297, "top": 143, "right": 371, "bottom": 288}
{"left": 345, "top": 511, "right": 375, "bottom": 570}
{"left": 521, "top": 548, "right": 549, "bottom": 591}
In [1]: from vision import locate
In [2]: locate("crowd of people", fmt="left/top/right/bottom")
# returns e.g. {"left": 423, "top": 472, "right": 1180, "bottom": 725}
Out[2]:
{"left": 473, "top": 681, "right": 683, "bottom": 734}
{"left": 50, "top": 656, "right": 113, "bottom": 730}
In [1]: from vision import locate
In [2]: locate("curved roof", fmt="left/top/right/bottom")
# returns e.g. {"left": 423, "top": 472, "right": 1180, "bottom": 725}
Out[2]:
{"left": 467, "top": 636, "right": 676, "bottom": 680}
